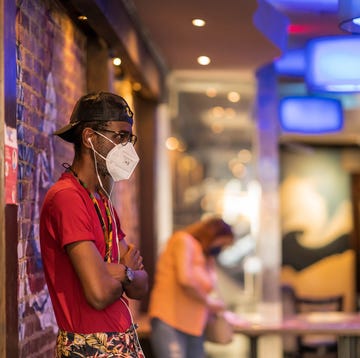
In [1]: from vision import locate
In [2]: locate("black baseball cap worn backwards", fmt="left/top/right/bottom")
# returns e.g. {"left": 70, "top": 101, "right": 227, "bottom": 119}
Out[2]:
{"left": 53, "top": 91, "right": 134, "bottom": 143}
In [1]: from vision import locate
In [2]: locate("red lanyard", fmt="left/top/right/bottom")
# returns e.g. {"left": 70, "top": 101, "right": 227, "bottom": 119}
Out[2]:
{"left": 87, "top": 189, "right": 113, "bottom": 263}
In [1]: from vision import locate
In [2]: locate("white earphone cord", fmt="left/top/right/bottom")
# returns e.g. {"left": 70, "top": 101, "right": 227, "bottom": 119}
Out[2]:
{"left": 120, "top": 297, "right": 142, "bottom": 349}
{"left": 89, "top": 138, "right": 120, "bottom": 262}
{"left": 90, "top": 138, "right": 141, "bottom": 348}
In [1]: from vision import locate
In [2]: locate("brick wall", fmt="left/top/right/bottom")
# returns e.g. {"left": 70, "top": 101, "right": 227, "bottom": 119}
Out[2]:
{"left": 16, "top": 0, "right": 86, "bottom": 356}
{"left": 14, "top": 0, "right": 144, "bottom": 355}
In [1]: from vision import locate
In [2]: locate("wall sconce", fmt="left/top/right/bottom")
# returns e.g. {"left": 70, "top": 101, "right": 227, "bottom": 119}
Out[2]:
{"left": 339, "top": 0, "right": 360, "bottom": 34}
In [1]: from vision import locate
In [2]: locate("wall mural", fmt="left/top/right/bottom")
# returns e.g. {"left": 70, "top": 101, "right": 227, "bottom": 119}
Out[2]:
{"left": 16, "top": 9, "right": 58, "bottom": 339}
{"left": 280, "top": 146, "right": 355, "bottom": 311}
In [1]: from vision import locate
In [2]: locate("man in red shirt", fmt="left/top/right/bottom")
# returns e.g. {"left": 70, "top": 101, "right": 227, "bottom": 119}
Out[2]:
{"left": 40, "top": 92, "right": 148, "bottom": 357}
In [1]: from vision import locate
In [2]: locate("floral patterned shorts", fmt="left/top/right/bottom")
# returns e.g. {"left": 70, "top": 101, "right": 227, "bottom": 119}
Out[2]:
{"left": 56, "top": 324, "right": 145, "bottom": 357}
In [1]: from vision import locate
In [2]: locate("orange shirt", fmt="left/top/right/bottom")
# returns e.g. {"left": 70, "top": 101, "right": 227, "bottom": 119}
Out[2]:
{"left": 148, "top": 231, "right": 214, "bottom": 336}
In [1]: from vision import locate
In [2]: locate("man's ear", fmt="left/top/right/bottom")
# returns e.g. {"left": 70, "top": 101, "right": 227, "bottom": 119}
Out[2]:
{"left": 82, "top": 127, "right": 94, "bottom": 148}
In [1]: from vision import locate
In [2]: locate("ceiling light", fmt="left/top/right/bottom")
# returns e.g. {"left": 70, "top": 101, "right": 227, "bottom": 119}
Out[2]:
{"left": 340, "top": 17, "right": 360, "bottom": 33}
{"left": 211, "top": 106, "right": 224, "bottom": 117}
{"left": 112, "top": 57, "right": 122, "bottom": 66}
{"left": 179, "top": 156, "right": 197, "bottom": 171}
{"left": 279, "top": 96, "right": 343, "bottom": 133}
{"left": 231, "top": 162, "right": 246, "bottom": 178}
{"left": 197, "top": 56, "right": 211, "bottom": 66}
{"left": 165, "top": 137, "right": 179, "bottom": 151}
{"left": 133, "top": 82, "right": 142, "bottom": 91}
{"left": 225, "top": 108, "right": 236, "bottom": 118}
{"left": 238, "top": 149, "right": 252, "bottom": 163}
{"left": 339, "top": 0, "right": 360, "bottom": 33}
{"left": 227, "top": 91, "right": 241, "bottom": 103}
{"left": 206, "top": 88, "right": 217, "bottom": 97}
{"left": 353, "top": 17, "right": 360, "bottom": 26}
{"left": 306, "top": 36, "right": 360, "bottom": 92}
{"left": 192, "top": 18, "right": 206, "bottom": 27}
{"left": 211, "top": 122, "right": 224, "bottom": 134}
{"left": 274, "top": 49, "right": 306, "bottom": 77}
{"left": 77, "top": 15, "right": 88, "bottom": 21}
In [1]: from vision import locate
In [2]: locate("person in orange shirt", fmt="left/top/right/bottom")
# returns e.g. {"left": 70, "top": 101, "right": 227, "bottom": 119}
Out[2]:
{"left": 148, "top": 217, "right": 234, "bottom": 358}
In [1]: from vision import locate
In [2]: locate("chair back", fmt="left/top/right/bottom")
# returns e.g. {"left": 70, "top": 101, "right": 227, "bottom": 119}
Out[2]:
{"left": 294, "top": 294, "right": 343, "bottom": 314}
{"left": 293, "top": 293, "right": 344, "bottom": 355}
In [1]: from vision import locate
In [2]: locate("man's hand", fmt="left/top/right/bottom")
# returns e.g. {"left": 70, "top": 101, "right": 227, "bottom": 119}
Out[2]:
{"left": 114, "top": 240, "right": 148, "bottom": 299}
{"left": 121, "top": 244, "right": 144, "bottom": 270}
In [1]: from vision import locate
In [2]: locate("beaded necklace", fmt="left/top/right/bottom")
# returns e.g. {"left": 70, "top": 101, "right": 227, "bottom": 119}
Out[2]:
{"left": 63, "top": 164, "right": 113, "bottom": 263}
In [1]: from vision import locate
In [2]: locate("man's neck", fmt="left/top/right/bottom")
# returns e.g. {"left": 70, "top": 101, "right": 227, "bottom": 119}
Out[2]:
{"left": 70, "top": 160, "right": 100, "bottom": 194}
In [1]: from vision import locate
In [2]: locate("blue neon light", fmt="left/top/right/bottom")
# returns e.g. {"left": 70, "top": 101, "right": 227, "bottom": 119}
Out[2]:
{"left": 279, "top": 96, "right": 343, "bottom": 133}
{"left": 274, "top": 49, "right": 306, "bottom": 77}
{"left": 306, "top": 36, "right": 360, "bottom": 92}
{"left": 266, "top": 0, "right": 338, "bottom": 12}
{"left": 353, "top": 17, "right": 360, "bottom": 26}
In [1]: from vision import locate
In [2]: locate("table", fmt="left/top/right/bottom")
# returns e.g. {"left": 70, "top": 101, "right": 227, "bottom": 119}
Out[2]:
{"left": 232, "top": 311, "right": 360, "bottom": 358}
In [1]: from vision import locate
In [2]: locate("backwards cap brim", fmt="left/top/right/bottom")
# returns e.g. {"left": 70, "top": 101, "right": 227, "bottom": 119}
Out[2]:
{"left": 53, "top": 92, "right": 134, "bottom": 143}
{"left": 53, "top": 121, "right": 80, "bottom": 143}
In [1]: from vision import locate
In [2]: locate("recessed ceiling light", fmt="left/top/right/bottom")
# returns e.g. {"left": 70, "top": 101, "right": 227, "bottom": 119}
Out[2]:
{"left": 192, "top": 18, "right": 206, "bottom": 27}
{"left": 238, "top": 149, "right": 252, "bottom": 163}
{"left": 211, "top": 106, "right": 224, "bottom": 117}
{"left": 197, "top": 56, "right": 211, "bottom": 65}
{"left": 133, "top": 82, "right": 142, "bottom": 91}
{"left": 77, "top": 15, "right": 88, "bottom": 21}
{"left": 227, "top": 91, "right": 241, "bottom": 102}
{"left": 206, "top": 88, "right": 217, "bottom": 97}
{"left": 112, "top": 57, "right": 122, "bottom": 66}
{"left": 211, "top": 122, "right": 224, "bottom": 134}
{"left": 225, "top": 108, "right": 236, "bottom": 118}
{"left": 165, "top": 137, "right": 179, "bottom": 151}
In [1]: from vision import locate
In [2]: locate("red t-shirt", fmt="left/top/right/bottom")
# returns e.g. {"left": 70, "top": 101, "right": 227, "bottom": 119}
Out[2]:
{"left": 40, "top": 172, "right": 132, "bottom": 333}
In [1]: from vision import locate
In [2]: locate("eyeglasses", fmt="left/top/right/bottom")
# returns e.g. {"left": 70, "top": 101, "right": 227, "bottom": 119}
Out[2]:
{"left": 99, "top": 129, "right": 137, "bottom": 146}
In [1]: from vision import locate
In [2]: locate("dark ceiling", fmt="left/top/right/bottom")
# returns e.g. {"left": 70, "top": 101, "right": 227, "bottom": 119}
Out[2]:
{"left": 129, "top": 0, "right": 280, "bottom": 74}
{"left": 125, "top": 1, "right": 348, "bottom": 150}
{"left": 128, "top": 0, "right": 343, "bottom": 75}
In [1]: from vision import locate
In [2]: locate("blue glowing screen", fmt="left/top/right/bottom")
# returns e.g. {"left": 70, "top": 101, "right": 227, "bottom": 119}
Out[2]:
{"left": 279, "top": 96, "right": 343, "bottom": 133}
{"left": 306, "top": 36, "right": 360, "bottom": 92}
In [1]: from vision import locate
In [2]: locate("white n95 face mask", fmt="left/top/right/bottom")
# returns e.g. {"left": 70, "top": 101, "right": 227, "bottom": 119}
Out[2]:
{"left": 106, "top": 142, "right": 139, "bottom": 181}
{"left": 91, "top": 131, "right": 140, "bottom": 181}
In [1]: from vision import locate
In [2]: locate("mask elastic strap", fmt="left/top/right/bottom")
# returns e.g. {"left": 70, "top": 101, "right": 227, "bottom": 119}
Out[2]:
{"left": 94, "top": 130, "right": 117, "bottom": 146}
{"left": 88, "top": 138, "right": 113, "bottom": 199}
{"left": 89, "top": 139, "right": 120, "bottom": 263}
